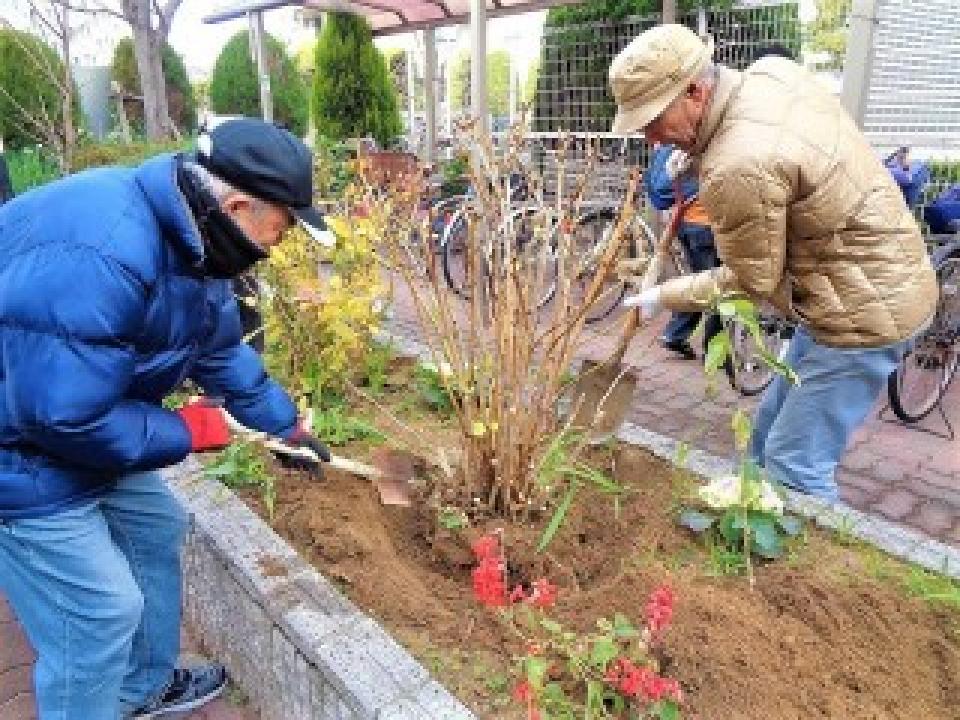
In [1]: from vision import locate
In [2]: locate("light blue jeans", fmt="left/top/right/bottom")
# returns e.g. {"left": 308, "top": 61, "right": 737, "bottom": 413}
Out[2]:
{"left": 749, "top": 327, "right": 908, "bottom": 502}
{"left": 0, "top": 471, "right": 188, "bottom": 719}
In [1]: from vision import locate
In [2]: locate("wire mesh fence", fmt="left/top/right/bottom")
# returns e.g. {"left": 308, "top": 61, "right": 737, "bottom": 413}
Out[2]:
{"left": 526, "top": 2, "right": 801, "bottom": 204}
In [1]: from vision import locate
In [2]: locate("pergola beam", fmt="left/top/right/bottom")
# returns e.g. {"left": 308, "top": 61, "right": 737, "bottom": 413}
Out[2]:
{"left": 470, "top": 0, "right": 487, "bottom": 133}
{"left": 204, "top": 0, "right": 588, "bottom": 37}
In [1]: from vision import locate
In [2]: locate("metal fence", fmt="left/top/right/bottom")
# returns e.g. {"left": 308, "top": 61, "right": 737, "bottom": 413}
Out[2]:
{"left": 525, "top": 2, "right": 800, "bottom": 203}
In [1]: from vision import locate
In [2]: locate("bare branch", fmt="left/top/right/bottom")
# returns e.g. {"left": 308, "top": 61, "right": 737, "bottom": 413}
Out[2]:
{"left": 0, "top": 85, "right": 58, "bottom": 148}
{"left": 0, "top": 16, "right": 69, "bottom": 95}
{"left": 25, "top": 0, "right": 65, "bottom": 40}
{"left": 59, "top": 0, "right": 126, "bottom": 21}
{"left": 156, "top": 0, "right": 183, "bottom": 40}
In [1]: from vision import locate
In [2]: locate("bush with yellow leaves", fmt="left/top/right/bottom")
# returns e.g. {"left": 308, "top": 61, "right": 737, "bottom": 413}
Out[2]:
{"left": 259, "top": 216, "right": 384, "bottom": 405}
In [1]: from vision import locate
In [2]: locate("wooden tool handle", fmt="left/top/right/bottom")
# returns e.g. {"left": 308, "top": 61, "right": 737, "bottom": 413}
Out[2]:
{"left": 221, "top": 410, "right": 382, "bottom": 480}
{"left": 609, "top": 308, "right": 641, "bottom": 366}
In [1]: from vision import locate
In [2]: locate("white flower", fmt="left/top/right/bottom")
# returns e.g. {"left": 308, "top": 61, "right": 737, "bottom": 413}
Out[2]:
{"left": 698, "top": 473, "right": 784, "bottom": 515}
{"left": 698, "top": 474, "right": 741, "bottom": 510}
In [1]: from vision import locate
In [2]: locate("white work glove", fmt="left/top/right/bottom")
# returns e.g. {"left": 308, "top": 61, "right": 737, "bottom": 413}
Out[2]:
{"left": 623, "top": 285, "right": 663, "bottom": 320}
{"left": 664, "top": 148, "right": 691, "bottom": 181}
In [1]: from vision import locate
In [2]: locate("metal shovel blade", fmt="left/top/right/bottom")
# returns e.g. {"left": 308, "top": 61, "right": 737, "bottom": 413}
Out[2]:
{"left": 569, "top": 360, "right": 638, "bottom": 441}
{"left": 367, "top": 447, "right": 416, "bottom": 506}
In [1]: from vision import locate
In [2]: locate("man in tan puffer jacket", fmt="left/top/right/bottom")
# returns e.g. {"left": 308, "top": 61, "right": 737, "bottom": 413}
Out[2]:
{"left": 610, "top": 24, "right": 937, "bottom": 502}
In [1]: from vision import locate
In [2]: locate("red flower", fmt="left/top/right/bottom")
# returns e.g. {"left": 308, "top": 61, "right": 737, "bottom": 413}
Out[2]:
{"left": 509, "top": 584, "right": 527, "bottom": 604}
{"left": 642, "top": 675, "right": 683, "bottom": 703}
{"left": 645, "top": 585, "right": 674, "bottom": 637}
{"left": 472, "top": 556, "right": 506, "bottom": 607}
{"left": 471, "top": 534, "right": 499, "bottom": 561}
{"left": 512, "top": 681, "right": 533, "bottom": 702}
{"left": 528, "top": 578, "right": 558, "bottom": 609}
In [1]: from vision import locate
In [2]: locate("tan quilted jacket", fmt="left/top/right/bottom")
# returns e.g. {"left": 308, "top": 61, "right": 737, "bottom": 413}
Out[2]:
{"left": 657, "top": 58, "right": 937, "bottom": 348}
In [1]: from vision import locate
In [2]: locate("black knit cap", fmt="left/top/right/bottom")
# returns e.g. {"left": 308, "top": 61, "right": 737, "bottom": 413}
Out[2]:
{"left": 196, "top": 117, "right": 327, "bottom": 236}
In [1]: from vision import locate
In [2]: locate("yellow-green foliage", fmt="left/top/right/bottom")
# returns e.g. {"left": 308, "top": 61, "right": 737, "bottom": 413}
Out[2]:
{"left": 261, "top": 216, "right": 384, "bottom": 404}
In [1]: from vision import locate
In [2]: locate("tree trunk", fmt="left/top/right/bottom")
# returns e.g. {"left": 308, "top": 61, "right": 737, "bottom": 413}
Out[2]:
{"left": 662, "top": 0, "right": 677, "bottom": 23}
{"left": 125, "top": 0, "right": 176, "bottom": 140}
{"left": 60, "top": 3, "right": 74, "bottom": 171}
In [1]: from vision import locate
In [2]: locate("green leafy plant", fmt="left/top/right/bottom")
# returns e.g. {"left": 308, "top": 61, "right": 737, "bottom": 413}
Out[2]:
{"left": 311, "top": 12, "right": 402, "bottom": 146}
{"left": 210, "top": 31, "right": 308, "bottom": 137}
{"left": 0, "top": 27, "right": 73, "bottom": 151}
{"left": 437, "top": 505, "right": 469, "bottom": 531}
{"left": 358, "top": 340, "right": 396, "bottom": 395}
{"left": 71, "top": 138, "right": 191, "bottom": 172}
{"left": 313, "top": 135, "right": 358, "bottom": 199}
{"left": 704, "top": 297, "right": 799, "bottom": 386}
{"left": 414, "top": 361, "right": 455, "bottom": 413}
{"left": 536, "top": 430, "right": 624, "bottom": 552}
{"left": 5, "top": 146, "right": 60, "bottom": 193}
{"left": 679, "top": 410, "right": 803, "bottom": 586}
{"left": 471, "top": 534, "right": 683, "bottom": 719}
{"left": 204, "top": 442, "right": 278, "bottom": 520}
{"left": 311, "top": 403, "right": 384, "bottom": 446}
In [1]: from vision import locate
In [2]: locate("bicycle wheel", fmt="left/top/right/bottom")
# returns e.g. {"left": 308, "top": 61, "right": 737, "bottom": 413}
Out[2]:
{"left": 888, "top": 252, "right": 960, "bottom": 422}
{"left": 505, "top": 205, "right": 559, "bottom": 310}
{"left": 727, "top": 315, "right": 791, "bottom": 397}
{"left": 441, "top": 206, "right": 472, "bottom": 298}
{"left": 563, "top": 208, "right": 644, "bottom": 324}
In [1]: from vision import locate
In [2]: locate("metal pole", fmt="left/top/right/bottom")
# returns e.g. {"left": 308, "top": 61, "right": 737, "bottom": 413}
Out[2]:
{"left": 247, "top": 11, "right": 273, "bottom": 124}
{"left": 840, "top": 0, "right": 879, "bottom": 128}
{"left": 508, "top": 52, "right": 517, "bottom": 124}
{"left": 470, "top": 0, "right": 488, "bottom": 133}
{"left": 445, "top": 59, "right": 453, "bottom": 137}
{"left": 424, "top": 28, "right": 437, "bottom": 163}
{"left": 406, "top": 48, "right": 416, "bottom": 150}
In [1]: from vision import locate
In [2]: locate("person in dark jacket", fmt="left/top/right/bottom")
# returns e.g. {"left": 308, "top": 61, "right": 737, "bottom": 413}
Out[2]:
{"left": 0, "top": 119, "right": 331, "bottom": 720}
{"left": 645, "top": 142, "right": 722, "bottom": 359}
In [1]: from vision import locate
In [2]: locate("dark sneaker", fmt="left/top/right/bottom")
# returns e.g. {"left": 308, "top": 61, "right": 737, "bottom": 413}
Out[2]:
{"left": 129, "top": 664, "right": 227, "bottom": 719}
{"left": 660, "top": 338, "right": 697, "bottom": 360}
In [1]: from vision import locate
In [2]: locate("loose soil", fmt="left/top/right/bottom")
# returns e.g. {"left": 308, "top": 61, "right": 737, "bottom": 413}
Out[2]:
{"left": 228, "top": 360, "right": 960, "bottom": 720}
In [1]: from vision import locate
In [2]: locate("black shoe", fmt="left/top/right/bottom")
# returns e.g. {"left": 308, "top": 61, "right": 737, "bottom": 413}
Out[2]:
{"left": 660, "top": 338, "right": 697, "bottom": 360}
{"left": 129, "top": 664, "right": 227, "bottom": 719}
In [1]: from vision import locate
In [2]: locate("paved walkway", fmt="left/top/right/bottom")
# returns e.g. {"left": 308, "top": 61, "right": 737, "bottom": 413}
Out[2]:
{"left": 0, "top": 595, "right": 255, "bottom": 720}
{"left": 384, "top": 281, "right": 960, "bottom": 548}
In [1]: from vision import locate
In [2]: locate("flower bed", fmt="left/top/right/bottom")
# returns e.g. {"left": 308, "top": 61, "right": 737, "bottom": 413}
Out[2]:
{"left": 212, "top": 354, "right": 960, "bottom": 720}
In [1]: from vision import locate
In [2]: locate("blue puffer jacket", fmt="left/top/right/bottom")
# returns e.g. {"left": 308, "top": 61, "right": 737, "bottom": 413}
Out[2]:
{"left": 0, "top": 153, "right": 298, "bottom": 519}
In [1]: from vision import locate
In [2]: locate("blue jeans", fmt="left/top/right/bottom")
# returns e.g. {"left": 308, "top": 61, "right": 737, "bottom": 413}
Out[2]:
{"left": 662, "top": 224, "right": 722, "bottom": 349}
{"left": 749, "top": 327, "right": 907, "bottom": 502}
{"left": 0, "top": 471, "right": 188, "bottom": 719}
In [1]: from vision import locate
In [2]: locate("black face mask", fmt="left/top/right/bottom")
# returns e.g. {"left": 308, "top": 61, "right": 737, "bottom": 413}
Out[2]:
{"left": 176, "top": 158, "right": 268, "bottom": 279}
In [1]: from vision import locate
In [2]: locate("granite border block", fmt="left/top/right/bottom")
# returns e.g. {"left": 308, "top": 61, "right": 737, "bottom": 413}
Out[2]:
{"left": 166, "top": 460, "right": 475, "bottom": 720}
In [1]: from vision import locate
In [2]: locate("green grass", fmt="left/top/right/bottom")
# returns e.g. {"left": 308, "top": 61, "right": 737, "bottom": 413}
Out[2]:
{"left": 6, "top": 146, "right": 60, "bottom": 194}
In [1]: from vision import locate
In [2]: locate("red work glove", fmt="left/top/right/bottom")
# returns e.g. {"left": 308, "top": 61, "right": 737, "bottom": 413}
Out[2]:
{"left": 177, "top": 399, "right": 231, "bottom": 452}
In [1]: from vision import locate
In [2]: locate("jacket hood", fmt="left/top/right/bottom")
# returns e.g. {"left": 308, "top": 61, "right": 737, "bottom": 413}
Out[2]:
{"left": 134, "top": 153, "right": 205, "bottom": 265}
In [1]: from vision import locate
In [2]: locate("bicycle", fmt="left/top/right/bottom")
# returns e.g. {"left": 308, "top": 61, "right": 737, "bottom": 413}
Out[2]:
{"left": 886, "top": 235, "right": 960, "bottom": 424}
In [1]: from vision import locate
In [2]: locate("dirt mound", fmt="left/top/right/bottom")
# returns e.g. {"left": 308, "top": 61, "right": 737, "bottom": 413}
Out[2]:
{"left": 243, "top": 444, "right": 959, "bottom": 719}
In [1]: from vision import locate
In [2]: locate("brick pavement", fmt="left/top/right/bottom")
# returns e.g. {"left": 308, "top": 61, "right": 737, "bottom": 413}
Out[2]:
{"left": 0, "top": 594, "right": 256, "bottom": 720}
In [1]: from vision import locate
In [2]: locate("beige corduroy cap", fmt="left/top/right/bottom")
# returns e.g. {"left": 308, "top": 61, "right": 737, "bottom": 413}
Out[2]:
{"left": 609, "top": 24, "right": 715, "bottom": 134}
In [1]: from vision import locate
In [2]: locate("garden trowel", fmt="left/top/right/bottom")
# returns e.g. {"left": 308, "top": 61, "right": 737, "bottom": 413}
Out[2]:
{"left": 220, "top": 409, "right": 414, "bottom": 506}
{"left": 569, "top": 200, "right": 687, "bottom": 440}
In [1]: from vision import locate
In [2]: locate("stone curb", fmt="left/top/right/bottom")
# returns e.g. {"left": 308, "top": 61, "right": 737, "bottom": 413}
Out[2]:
{"left": 618, "top": 422, "right": 960, "bottom": 579}
{"left": 165, "top": 459, "right": 476, "bottom": 720}
{"left": 379, "top": 327, "right": 960, "bottom": 579}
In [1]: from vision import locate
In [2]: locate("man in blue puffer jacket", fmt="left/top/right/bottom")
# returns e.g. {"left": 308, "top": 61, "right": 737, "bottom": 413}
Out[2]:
{"left": 0, "top": 119, "right": 331, "bottom": 719}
